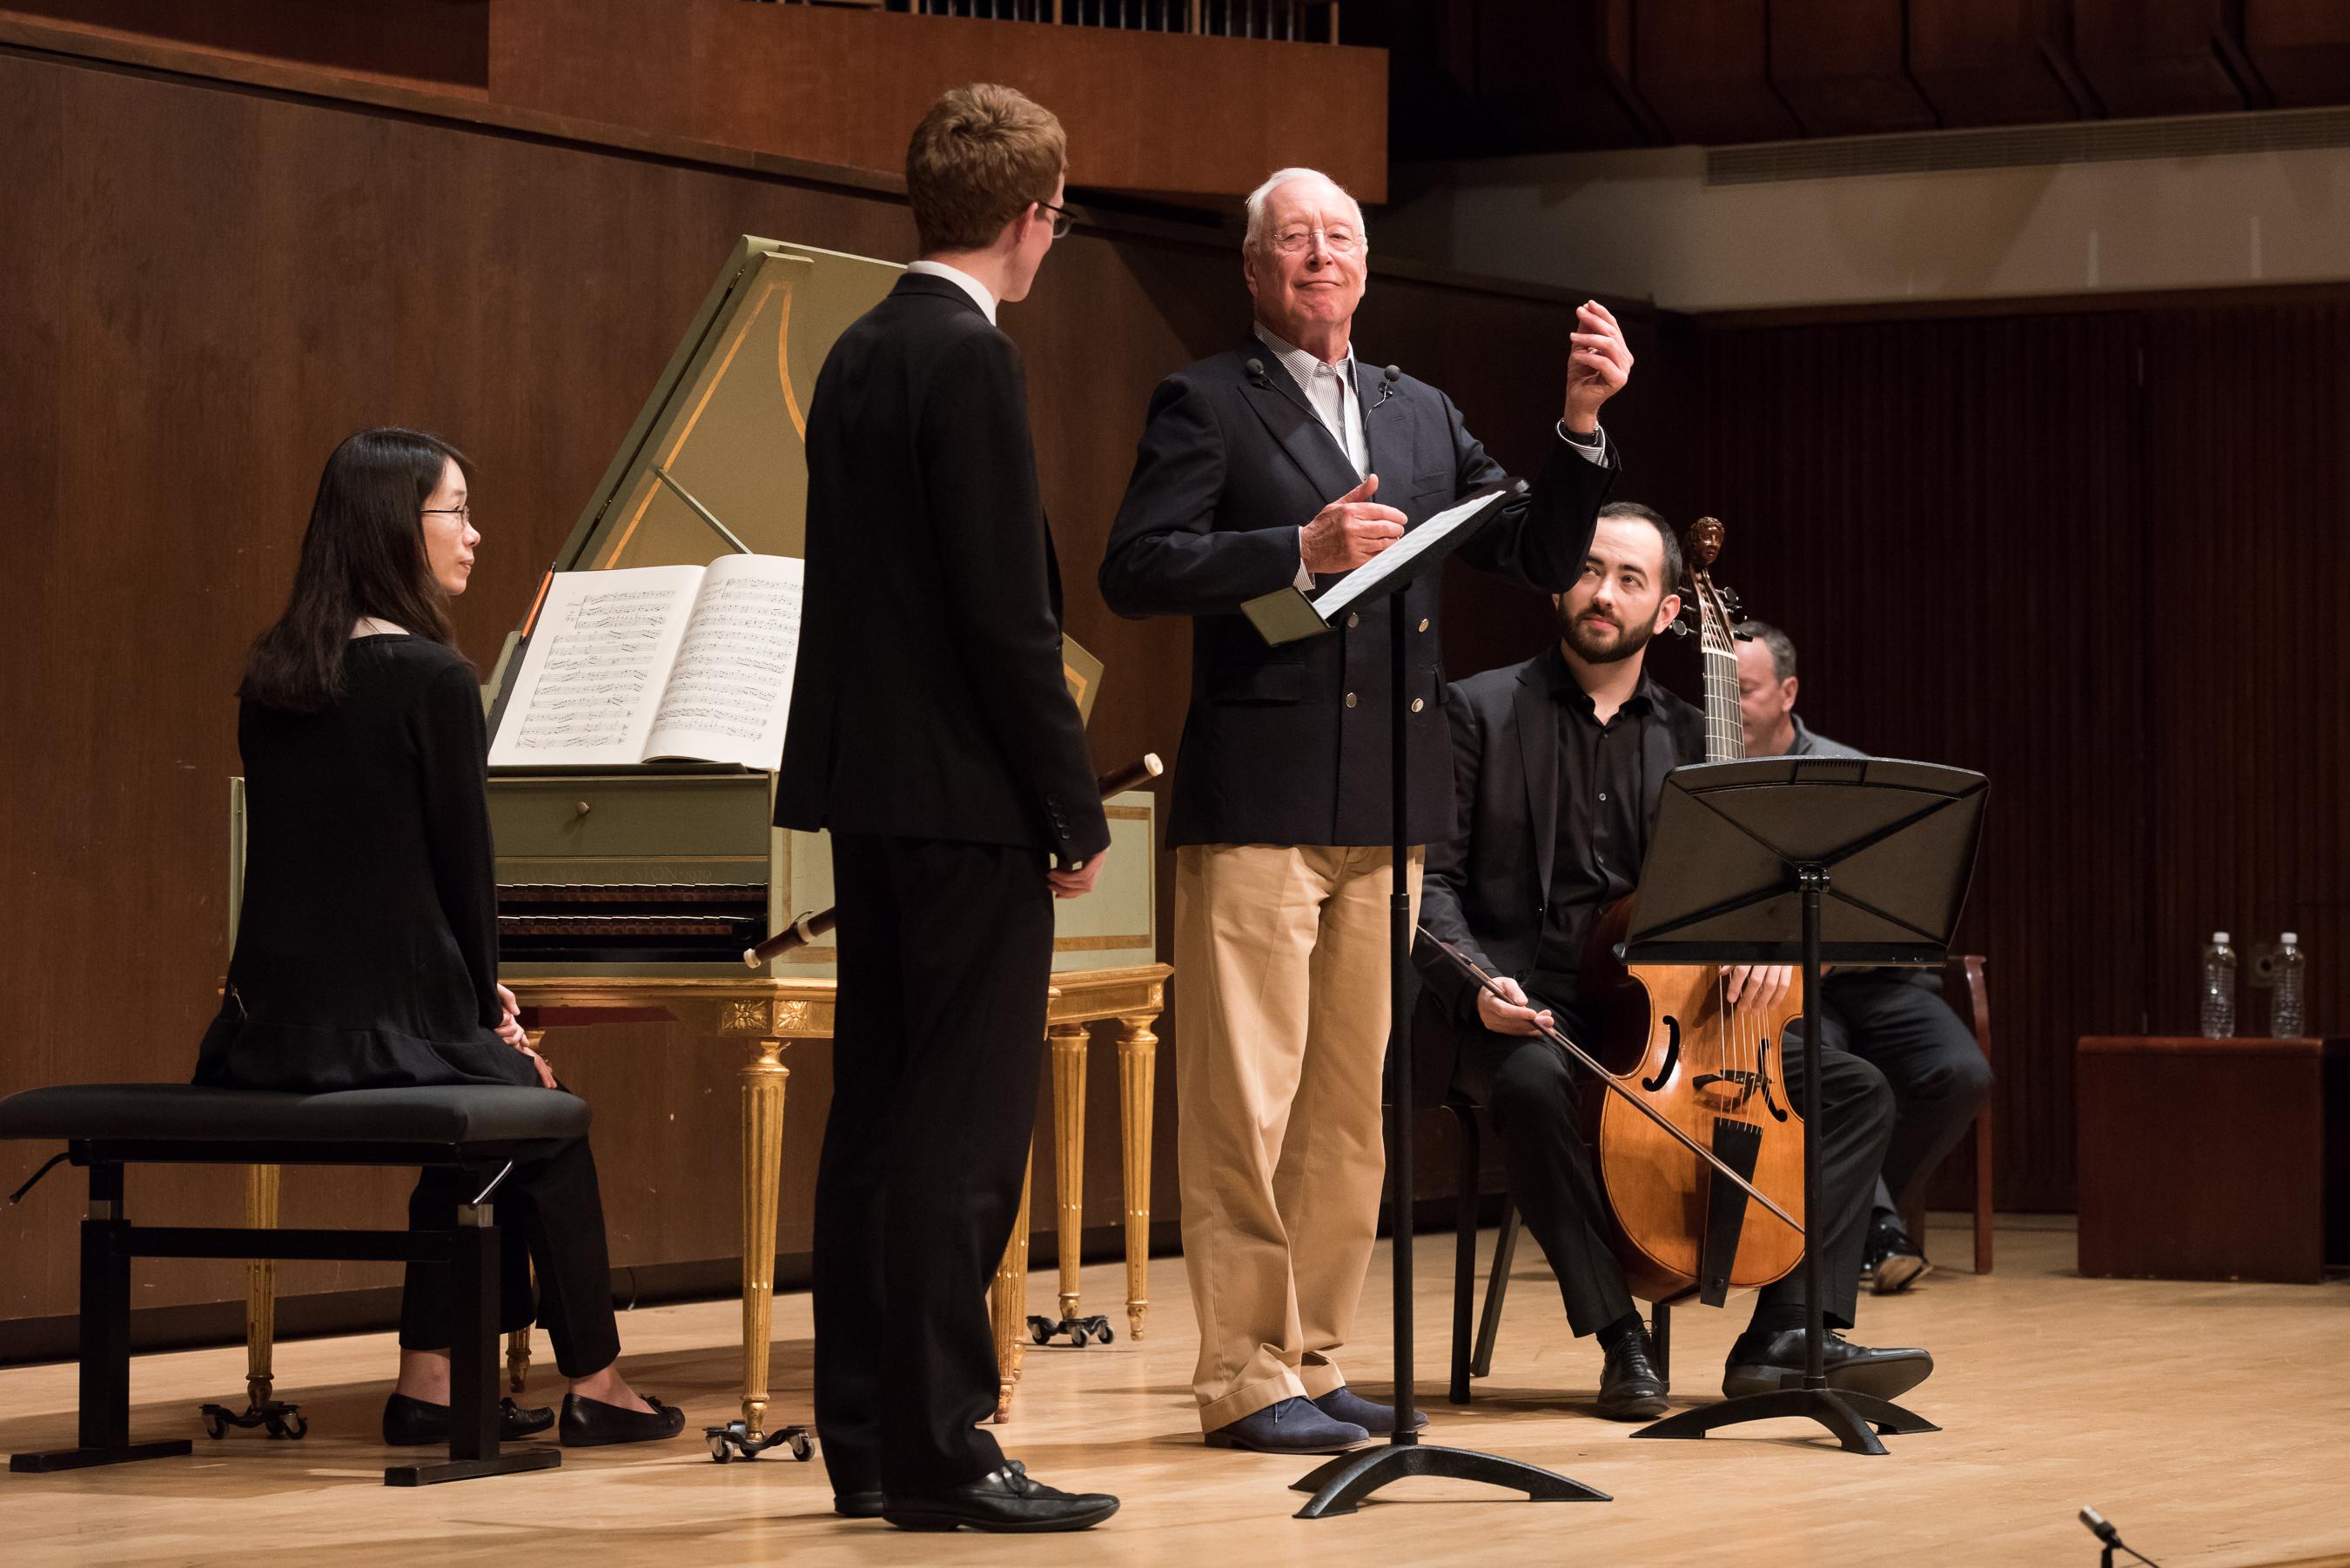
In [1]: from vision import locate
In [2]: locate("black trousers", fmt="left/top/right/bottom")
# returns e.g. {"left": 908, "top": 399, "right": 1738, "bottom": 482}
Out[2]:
{"left": 1456, "top": 1015, "right": 1893, "bottom": 1340}
{"left": 1810, "top": 972, "right": 1994, "bottom": 1221}
{"left": 813, "top": 834, "right": 1054, "bottom": 1497}
{"left": 399, "top": 1135, "right": 621, "bottom": 1380}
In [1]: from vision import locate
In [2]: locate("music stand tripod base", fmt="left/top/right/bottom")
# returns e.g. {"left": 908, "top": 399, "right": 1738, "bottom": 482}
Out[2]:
{"left": 1631, "top": 1387, "right": 1939, "bottom": 1455}
{"left": 1290, "top": 1441, "right": 1610, "bottom": 1518}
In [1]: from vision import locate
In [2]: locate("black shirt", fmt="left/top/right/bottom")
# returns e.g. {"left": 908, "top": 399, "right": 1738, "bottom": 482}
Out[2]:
{"left": 194, "top": 635, "right": 535, "bottom": 1091}
{"left": 1528, "top": 645, "right": 1670, "bottom": 1013}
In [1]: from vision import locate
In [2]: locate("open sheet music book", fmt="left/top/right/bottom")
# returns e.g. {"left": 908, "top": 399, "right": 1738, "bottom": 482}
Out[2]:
{"left": 488, "top": 555, "right": 802, "bottom": 769}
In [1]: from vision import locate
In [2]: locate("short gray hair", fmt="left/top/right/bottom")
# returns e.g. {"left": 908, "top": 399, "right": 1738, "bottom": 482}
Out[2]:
{"left": 1243, "top": 167, "right": 1368, "bottom": 255}
{"left": 1735, "top": 620, "right": 1797, "bottom": 681}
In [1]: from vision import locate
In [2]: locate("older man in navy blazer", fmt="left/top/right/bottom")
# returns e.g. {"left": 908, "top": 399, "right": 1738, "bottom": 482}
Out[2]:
{"left": 1100, "top": 166, "right": 1635, "bottom": 1453}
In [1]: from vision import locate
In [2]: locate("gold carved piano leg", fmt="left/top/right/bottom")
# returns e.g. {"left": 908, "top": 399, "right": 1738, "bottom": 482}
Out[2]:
{"left": 1116, "top": 1012, "right": 1158, "bottom": 1341}
{"left": 739, "top": 1035, "right": 792, "bottom": 1439}
{"left": 990, "top": 1142, "right": 1033, "bottom": 1423}
{"left": 506, "top": 1030, "right": 548, "bottom": 1394}
{"left": 245, "top": 1163, "right": 279, "bottom": 1411}
{"left": 1050, "top": 1022, "right": 1089, "bottom": 1326}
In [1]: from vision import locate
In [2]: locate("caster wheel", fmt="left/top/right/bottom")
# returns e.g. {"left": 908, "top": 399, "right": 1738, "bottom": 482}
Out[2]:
{"left": 708, "top": 1437, "right": 733, "bottom": 1463}
{"left": 1030, "top": 1325, "right": 1053, "bottom": 1345}
{"left": 787, "top": 1430, "right": 814, "bottom": 1462}
{"left": 1068, "top": 1329, "right": 1088, "bottom": 1350}
{"left": 270, "top": 1411, "right": 309, "bottom": 1441}
{"left": 201, "top": 1411, "right": 226, "bottom": 1440}
{"left": 1096, "top": 1324, "right": 1115, "bottom": 1345}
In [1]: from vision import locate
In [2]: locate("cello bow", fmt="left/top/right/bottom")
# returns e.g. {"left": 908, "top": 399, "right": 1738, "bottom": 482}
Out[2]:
{"left": 1418, "top": 928, "right": 1803, "bottom": 1236}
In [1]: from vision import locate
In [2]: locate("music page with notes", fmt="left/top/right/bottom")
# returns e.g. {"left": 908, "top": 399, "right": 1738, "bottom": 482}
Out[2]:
{"left": 487, "top": 553, "right": 804, "bottom": 769}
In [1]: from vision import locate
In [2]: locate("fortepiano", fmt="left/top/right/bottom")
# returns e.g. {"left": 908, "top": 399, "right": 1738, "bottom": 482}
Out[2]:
{"left": 225, "top": 238, "right": 1167, "bottom": 1457}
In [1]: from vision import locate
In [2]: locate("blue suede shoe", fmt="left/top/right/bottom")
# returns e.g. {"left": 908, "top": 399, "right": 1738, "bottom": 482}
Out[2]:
{"left": 1204, "top": 1396, "right": 1372, "bottom": 1455}
{"left": 1311, "top": 1385, "right": 1428, "bottom": 1437}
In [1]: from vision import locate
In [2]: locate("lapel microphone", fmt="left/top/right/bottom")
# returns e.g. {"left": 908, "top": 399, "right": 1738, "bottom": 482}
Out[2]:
{"left": 1374, "top": 364, "right": 1401, "bottom": 407}
{"left": 1244, "top": 356, "right": 1271, "bottom": 386}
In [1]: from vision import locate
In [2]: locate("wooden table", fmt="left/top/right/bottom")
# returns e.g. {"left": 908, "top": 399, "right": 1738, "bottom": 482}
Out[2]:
{"left": 2077, "top": 1034, "right": 2348, "bottom": 1283}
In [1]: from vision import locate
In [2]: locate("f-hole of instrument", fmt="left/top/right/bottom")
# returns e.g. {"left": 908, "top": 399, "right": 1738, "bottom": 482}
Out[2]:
{"left": 1640, "top": 1015, "right": 1681, "bottom": 1092}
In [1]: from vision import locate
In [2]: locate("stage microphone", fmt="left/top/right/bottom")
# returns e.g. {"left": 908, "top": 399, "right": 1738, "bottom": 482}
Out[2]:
{"left": 2079, "top": 1509, "right": 2120, "bottom": 1546}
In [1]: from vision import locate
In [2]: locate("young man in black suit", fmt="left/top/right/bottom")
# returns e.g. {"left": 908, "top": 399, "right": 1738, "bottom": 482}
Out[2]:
{"left": 1413, "top": 502, "right": 1933, "bottom": 1421}
{"left": 776, "top": 84, "right": 1117, "bottom": 1533}
{"left": 1099, "top": 166, "right": 1631, "bottom": 1454}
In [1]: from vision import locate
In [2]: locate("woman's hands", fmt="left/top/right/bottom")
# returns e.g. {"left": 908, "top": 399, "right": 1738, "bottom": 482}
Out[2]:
{"left": 496, "top": 983, "right": 558, "bottom": 1089}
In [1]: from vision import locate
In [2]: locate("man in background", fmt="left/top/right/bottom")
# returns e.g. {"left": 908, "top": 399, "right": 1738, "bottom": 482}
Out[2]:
{"left": 1736, "top": 620, "right": 1994, "bottom": 1292}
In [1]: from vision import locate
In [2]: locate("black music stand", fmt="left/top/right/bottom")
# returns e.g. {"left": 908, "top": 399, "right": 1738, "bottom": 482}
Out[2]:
{"left": 1247, "top": 483, "right": 1606, "bottom": 1517}
{"left": 1617, "top": 755, "right": 1986, "bottom": 1454}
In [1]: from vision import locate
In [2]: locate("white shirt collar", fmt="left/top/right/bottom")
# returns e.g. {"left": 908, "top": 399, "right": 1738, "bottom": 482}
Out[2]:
{"left": 1252, "top": 319, "right": 1353, "bottom": 387}
{"left": 906, "top": 259, "right": 998, "bottom": 325}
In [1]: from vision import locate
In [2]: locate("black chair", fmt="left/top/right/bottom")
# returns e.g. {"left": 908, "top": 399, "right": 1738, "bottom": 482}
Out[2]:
{"left": 0, "top": 1083, "right": 588, "bottom": 1486}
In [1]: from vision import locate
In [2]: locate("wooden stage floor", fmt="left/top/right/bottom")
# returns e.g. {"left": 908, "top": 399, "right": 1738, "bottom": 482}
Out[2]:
{"left": 4, "top": 1215, "right": 2345, "bottom": 1566}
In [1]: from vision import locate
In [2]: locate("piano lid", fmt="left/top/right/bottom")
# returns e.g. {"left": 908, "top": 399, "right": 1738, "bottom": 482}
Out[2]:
{"left": 539, "top": 235, "right": 902, "bottom": 592}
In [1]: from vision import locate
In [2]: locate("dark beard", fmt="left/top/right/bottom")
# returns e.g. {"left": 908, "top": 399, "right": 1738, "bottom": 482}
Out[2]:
{"left": 1560, "top": 605, "right": 1655, "bottom": 666}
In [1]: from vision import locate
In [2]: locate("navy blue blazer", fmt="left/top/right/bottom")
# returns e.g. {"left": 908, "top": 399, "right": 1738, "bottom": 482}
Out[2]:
{"left": 1099, "top": 339, "right": 1616, "bottom": 848}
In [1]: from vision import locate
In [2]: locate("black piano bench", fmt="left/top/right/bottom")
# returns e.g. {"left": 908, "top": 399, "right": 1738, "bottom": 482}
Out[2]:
{"left": 0, "top": 1083, "right": 590, "bottom": 1487}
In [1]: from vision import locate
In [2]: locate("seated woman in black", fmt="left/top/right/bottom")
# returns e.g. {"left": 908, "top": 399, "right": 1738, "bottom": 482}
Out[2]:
{"left": 197, "top": 427, "right": 684, "bottom": 1449}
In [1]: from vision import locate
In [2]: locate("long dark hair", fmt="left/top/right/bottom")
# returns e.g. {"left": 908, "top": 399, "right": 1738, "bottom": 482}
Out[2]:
{"left": 240, "top": 427, "right": 469, "bottom": 713}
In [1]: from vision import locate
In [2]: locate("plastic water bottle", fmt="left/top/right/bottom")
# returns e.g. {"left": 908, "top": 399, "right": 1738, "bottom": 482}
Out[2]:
{"left": 2270, "top": 933, "right": 2305, "bottom": 1038}
{"left": 2199, "top": 932, "right": 2236, "bottom": 1039}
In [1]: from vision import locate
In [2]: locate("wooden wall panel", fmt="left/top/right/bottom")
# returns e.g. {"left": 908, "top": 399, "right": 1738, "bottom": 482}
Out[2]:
{"left": 1695, "top": 297, "right": 2350, "bottom": 1212}
{"left": 2073, "top": 0, "right": 2260, "bottom": 117}
{"left": 0, "top": 0, "right": 488, "bottom": 91}
{"left": 2246, "top": 0, "right": 2350, "bottom": 105}
{"left": 486, "top": 0, "right": 1387, "bottom": 204}
{"left": 1695, "top": 312, "right": 2151, "bottom": 1213}
{"left": 1908, "top": 0, "right": 2092, "bottom": 124}
{"left": 2139, "top": 302, "right": 2349, "bottom": 1042}
{"left": 0, "top": 41, "right": 1632, "bottom": 1337}
{"left": 1631, "top": 0, "right": 1801, "bottom": 145}
{"left": 1770, "top": 0, "right": 1941, "bottom": 137}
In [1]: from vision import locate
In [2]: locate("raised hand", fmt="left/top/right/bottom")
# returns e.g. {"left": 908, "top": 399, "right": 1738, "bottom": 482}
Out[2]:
{"left": 1299, "top": 473, "right": 1407, "bottom": 573}
{"left": 1564, "top": 298, "right": 1633, "bottom": 432}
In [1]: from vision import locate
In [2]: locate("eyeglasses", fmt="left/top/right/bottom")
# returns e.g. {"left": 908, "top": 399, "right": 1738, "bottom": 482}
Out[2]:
{"left": 1272, "top": 225, "right": 1362, "bottom": 256}
{"left": 1038, "top": 200, "right": 1073, "bottom": 240}
{"left": 421, "top": 505, "right": 472, "bottom": 524}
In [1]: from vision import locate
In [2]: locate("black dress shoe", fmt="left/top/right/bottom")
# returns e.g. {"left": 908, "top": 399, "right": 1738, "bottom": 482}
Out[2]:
{"left": 1863, "top": 1213, "right": 1932, "bottom": 1294}
{"left": 380, "top": 1392, "right": 553, "bottom": 1446}
{"left": 1595, "top": 1330, "right": 1669, "bottom": 1421}
{"left": 834, "top": 1490, "right": 884, "bottom": 1518}
{"left": 1722, "top": 1328, "right": 1934, "bottom": 1401}
{"left": 882, "top": 1461, "right": 1118, "bottom": 1533}
{"left": 558, "top": 1391, "right": 688, "bottom": 1447}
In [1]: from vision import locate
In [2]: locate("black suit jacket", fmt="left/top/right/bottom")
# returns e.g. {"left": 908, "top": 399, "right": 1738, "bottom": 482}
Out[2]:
{"left": 776, "top": 275, "right": 1109, "bottom": 862}
{"left": 1098, "top": 341, "right": 1617, "bottom": 848}
{"left": 1413, "top": 653, "right": 1705, "bottom": 1032}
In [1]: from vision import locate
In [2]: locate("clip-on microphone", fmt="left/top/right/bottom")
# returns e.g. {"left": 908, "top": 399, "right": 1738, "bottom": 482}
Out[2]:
{"left": 1374, "top": 363, "right": 1401, "bottom": 407}
{"left": 1244, "top": 356, "right": 1271, "bottom": 386}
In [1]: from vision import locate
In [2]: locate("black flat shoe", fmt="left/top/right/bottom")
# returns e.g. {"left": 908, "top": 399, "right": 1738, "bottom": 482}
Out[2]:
{"left": 835, "top": 1491, "right": 884, "bottom": 1518}
{"left": 1722, "top": 1328, "right": 1934, "bottom": 1401}
{"left": 1863, "top": 1214, "right": 1933, "bottom": 1295}
{"left": 882, "top": 1461, "right": 1118, "bottom": 1533}
{"left": 558, "top": 1391, "right": 688, "bottom": 1447}
{"left": 381, "top": 1392, "right": 554, "bottom": 1446}
{"left": 1595, "top": 1330, "right": 1669, "bottom": 1421}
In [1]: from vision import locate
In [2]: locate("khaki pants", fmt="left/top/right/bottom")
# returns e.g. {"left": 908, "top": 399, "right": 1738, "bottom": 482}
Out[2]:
{"left": 1173, "top": 841, "right": 1424, "bottom": 1431}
